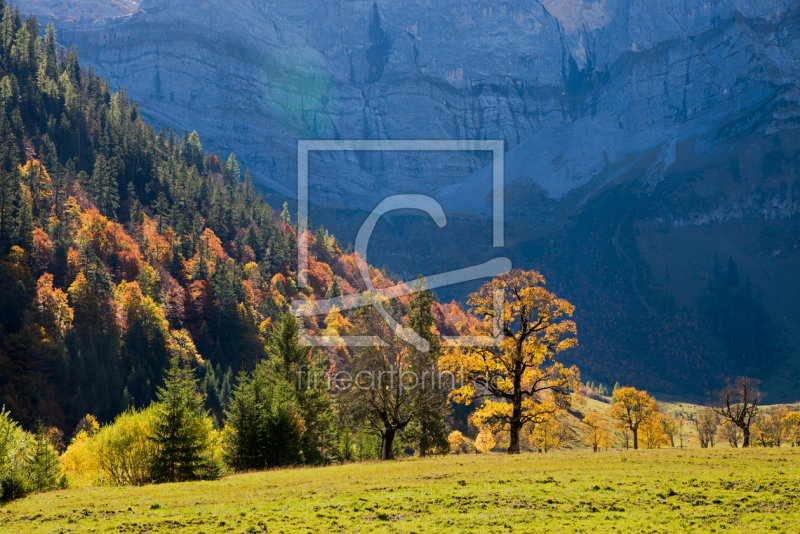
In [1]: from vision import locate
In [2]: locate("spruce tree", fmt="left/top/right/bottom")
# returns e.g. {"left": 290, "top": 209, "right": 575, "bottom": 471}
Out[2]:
{"left": 265, "top": 313, "right": 334, "bottom": 464}
{"left": 149, "top": 358, "right": 217, "bottom": 483}
{"left": 26, "top": 422, "right": 63, "bottom": 492}
{"left": 280, "top": 201, "right": 291, "bottom": 226}
{"left": 403, "top": 275, "right": 449, "bottom": 456}
{"left": 14, "top": 182, "right": 33, "bottom": 251}
{"left": 224, "top": 367, "right": 305, "bottom": 470}
{"left": 225, "top": 153, "right": 240, "bottom": 184}
{"left": 88, "top": 154, "right": 119, "bottom": 218}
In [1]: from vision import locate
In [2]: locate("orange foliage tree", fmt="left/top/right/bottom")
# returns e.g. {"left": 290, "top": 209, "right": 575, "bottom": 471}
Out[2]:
{"left": 440, "top": 270, "right": 580, "bottom": 454}
{"left": 605, "top": 387, "right": 660, "bottom": 450}
{"left": 28, "top": 273, "right": 73, "bottom": 339}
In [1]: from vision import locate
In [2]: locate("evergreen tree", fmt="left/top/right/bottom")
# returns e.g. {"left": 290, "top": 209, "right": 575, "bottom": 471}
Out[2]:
{"left": 326, "top": 276, "right": 341, "bottom": 299}
{"left": 280, "top": 201, "right": 291, "bottom": 226}
{"left": 88, "top": 154, "right": 119, "bottom": 217}
{"left": 401, "top": 276, "right": 449, "bottom": 456}
{"left": 265, "top": 313, "right": 335, "bottom": 464}
{"left": 225, "top": 153, "right": 240, "bottom": 184}
{"left": 25, "top": 422, "right": 63, "bottom": 492}
{"left": 185, "top": 130, "right": 204, "bottom": 171}
{"left": 149, "top": 358, "right": 218, "bottom": 483}
{"left": 223, "top": 366, "right": 305, "bottom": 471}
{"left": 14, "top": 182, "right": 33, "bottom": 251}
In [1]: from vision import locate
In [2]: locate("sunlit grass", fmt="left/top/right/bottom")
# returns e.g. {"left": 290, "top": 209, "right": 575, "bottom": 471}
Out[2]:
{"left": 2, "top": 447, "right": 799, "bottom": 533}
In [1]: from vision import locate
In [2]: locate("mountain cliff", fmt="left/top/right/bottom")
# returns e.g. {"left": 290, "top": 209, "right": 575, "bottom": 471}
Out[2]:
{"left": 46, "top": 0, "right": 799, "bottom": 207}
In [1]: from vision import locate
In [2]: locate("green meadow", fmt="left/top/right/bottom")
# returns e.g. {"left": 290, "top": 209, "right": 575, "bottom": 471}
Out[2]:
{"left": 3, "top": 447, "right": 799, "bottom": 533}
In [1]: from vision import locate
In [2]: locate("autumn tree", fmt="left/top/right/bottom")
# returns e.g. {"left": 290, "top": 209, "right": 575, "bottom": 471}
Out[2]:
{"left": 766, "top": 407, "right": 789, "bottom": 447}
{"left": 674, "top": 416, "right": 689, "bottom": 449}
{"left": 639, "top": 413, "right": 671, "bottom": 449}
{"left": 710, "top": 376, "right": 761, "bottom": 447}
{"left": 606, "top": 387, "right": 659, "bottom": 450}
{"left": 659, "top": 412, "right": 676, "bottom": 447}
{"left": 718, "top": 421, "right": 742, "bottom": 448}
{"left": 447, "top": 431, "right": 470, "bottom": 454}
{"left": 583, "top": 412, "right": 611, "bottom": 452}
{"left": 349, "top": 306, "right": 447, "bottom": 460}
{"left": 440, "top": 270, "right": 579, "bottom": 454}
{"left": 528, "top": 416, "right": 571, "bottom": 453}
{"left": 27, "top": 273, "right": 73, "bottom": 339}
{"left": 782, "top": 412, "right": 800, "bottom": 446}
{"left": 693, "top": 408, "right": 719, "bottom": 448}
{"left": 475, "top": 427, "right": 497, "bottom": 453}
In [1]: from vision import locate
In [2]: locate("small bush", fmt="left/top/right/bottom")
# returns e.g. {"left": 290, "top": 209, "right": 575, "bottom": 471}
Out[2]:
{"left": 0, "top": 471, "right": 30, "bottom": 502}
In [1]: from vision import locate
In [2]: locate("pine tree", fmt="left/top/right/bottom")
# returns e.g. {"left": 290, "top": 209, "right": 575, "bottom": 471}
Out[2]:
{"left": 265, "top": 313, "right": 334, "bottom": 464}
{"left": 149, "top": 358, "right": 217, "bottom": 483}
{"left": 280, "top": 201, "right": 291, "bottom": 226}
{"left": 25, "top": 422, "right": 63, "bottom": 492}
{"left": 65, "top": 44, "right": 80, "bottom": 85}
{"left": 243, "top": 169, "right": 254, "bottom": 208}
{"left": 185, "top": 131, "right": 204, "bottom": 171}
{"left": 225, "top": 153, "right": 240, "bottom": 184}
{"left": 14, "top": 182, "right": 33, "bottom": 251}
{"left": 88, "top": 154, "right": 119, "bottom": 217}
{"left": 151, "top": 191, "right": 169, "bottom": 233}
{"left": 403, "top": 275, "right": 449, "bottom": 456}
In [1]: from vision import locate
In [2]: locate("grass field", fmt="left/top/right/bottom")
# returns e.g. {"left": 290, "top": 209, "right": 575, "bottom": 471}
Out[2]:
{"left": 2, "top": 447, "right": 799, "bottom": 534}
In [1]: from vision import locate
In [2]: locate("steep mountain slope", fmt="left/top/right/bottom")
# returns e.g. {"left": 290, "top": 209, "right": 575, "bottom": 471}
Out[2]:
{"left": 48, "top": 0, "right": 799, "bottom": 207}
{"left": 17, "top": 0, "right": 135, "bottom": 22}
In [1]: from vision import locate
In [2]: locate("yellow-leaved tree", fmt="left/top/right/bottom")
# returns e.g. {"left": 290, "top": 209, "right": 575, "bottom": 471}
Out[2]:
{"left": 475, "top": 427, "right": 497, "bottom": 453}
{"left": 528, "top": 415, "right": 572, "bottom": 453}
{"left": 440, "top": 270, "right": 579, "bottom": 454}
{"left": 606, "top": 387, "right": 659, "bottom": 450}
{"left": 639, "top": 413, "right": 671, "bottom": 449}
{"left": 783, "top": 412, "right": 800, "bottom": 446}
{"left": 583, "top": 412, "right": 611, "bottom": 452}
{"left": 448, "top": 431, "right": 471, "bottom": 454}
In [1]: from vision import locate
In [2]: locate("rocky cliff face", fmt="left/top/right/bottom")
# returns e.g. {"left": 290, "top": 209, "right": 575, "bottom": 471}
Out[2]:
{"left": 47, "top": 0, "right": 799, "bottom": 209}
{"left": 18, "top": 0, "right": 135, "bottom": 23}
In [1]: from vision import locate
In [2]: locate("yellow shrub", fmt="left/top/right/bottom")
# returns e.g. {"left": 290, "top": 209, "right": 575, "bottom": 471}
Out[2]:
{"left": 62, "top": 407, "right": 159, "bottom": 487}
{"left": 475, "top": 428, "right": 497, "bottom": 453}
{"left": 61, "top": 430, "right": 103, "bottom": 487}
{"left": 93, "top": 407, "right": 158, "bottom": 486}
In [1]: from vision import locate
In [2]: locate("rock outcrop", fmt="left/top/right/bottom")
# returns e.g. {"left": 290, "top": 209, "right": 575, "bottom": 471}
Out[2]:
{"left": 18, "top": 0, "right": 135, "bottom": 23}
{"left": 43, "top": 0, "right": 799, "bottom": 209}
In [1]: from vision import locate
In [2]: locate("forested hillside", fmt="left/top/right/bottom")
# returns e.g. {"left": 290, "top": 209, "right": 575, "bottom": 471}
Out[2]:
{"left": 0, "top": 4, "right": 474, "bottom": 434}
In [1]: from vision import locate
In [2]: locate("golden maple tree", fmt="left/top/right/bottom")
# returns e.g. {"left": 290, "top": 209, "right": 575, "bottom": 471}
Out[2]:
{"left": 440, "top": 269, "right": 579, "bottom": 454}
{"left": 606, "top": 387, "right": 659, "bottom": 450}
{"left": 582, "top": 412, "right": 611, "bottom": 452}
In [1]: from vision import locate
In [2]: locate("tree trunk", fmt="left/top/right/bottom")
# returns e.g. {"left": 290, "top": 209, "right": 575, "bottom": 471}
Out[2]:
{"left": 508, "top": 398, "right": 522, "bottom": 454}
{"left": 508, "top": 421, "right": 521, "bottom": 454}
{"left": 742, "top": 427, "right": 750, "bottom": 448}
{"left": 593, "top": 444, "right": 597, "bottom": 452}
{"left": 633, "top": 428, "right": 639, "bottom": 450}
{"left": 381, "top": 427, "right": 396, "bottom": 460}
